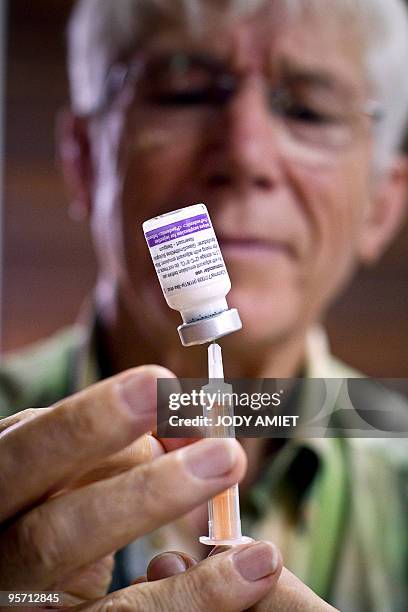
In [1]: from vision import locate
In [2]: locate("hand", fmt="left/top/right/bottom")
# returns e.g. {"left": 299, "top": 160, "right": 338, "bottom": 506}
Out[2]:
{"left": 0, "top": 366, "right": 247, "bottom": 607}
{"left": 75, "top": 541, "right": 283, "bottom": 611}
{"left": 142, "top": 548, "right": 339, "bottom": 611}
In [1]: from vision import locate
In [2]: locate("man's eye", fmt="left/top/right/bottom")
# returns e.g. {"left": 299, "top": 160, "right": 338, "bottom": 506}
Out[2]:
{"left": 283, "top": 103, "right": 337, "bottom": 125}
{"left": 143, "top": 63, "right": 218, "bottom": 107}
{"left": 149, "top": 87, "right": 214, "bottom": 106}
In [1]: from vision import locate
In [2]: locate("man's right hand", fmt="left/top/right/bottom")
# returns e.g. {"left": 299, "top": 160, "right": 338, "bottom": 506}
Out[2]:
{"left": 0, "top": 366, "right": 282, "bottom": 610}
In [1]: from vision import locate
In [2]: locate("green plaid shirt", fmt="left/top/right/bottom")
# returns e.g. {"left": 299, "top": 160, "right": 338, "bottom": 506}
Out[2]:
{"left": 1, "top": 323, "right": 407, "bottom": 611}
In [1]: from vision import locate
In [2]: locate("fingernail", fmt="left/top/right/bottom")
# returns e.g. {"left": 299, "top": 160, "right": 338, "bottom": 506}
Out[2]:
{"left": 233, "top": 542, "right": 280, "bottom": 581}
{"left": 182, "top": 438, "right": 239, "bottom": 479}
{"left": 117, "top": 371, "right": 157, "bottom": 417}
{"left": 148, "top": 552, "right": 188, "bottom": 580}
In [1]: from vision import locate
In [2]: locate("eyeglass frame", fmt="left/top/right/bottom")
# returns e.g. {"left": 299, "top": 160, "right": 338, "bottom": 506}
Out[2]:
{"left": 95, "top": 51, "right": 384, "bottom": 153}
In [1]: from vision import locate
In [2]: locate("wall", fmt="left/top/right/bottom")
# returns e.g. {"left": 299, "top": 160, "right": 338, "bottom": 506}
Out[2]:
{"left": 3, "top": 0, "right": 408, "bottom": 377}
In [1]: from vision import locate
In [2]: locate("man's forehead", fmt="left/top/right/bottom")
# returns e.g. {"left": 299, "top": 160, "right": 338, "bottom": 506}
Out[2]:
{"left": 140, "top": 10, "right": 367, "bottom": 91}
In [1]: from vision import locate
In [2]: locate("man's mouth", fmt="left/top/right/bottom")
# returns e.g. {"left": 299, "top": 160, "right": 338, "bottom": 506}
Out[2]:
{"left": 218, "top": 236, "right": 295, "bottom": 259}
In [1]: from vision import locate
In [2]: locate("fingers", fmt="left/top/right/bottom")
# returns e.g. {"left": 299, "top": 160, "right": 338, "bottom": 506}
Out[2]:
{"left": 0, "top": 366, "right": 174, "bottom": 523}
{"left": 254, "top": 567, "right": 338, "bottom": 611}
{"left": 147, "top": 551, "right": 197, "bottom": 581}
{"left": 0, "top": 438, "right": 246, "bottom": 588}
{"left": 81, "top": 541, "right": 282, "bottom": 612}
{"left": 208, "top": 545, "right": 231, "bottom": 556}
{"left": 70, "top": 434, "right": 165, "bottom": 487}
{"left": 0, "top": 407, "right": 50, "bottom": 433}
{"left": 55, "top": 555, "right": 115, "bottom": 605}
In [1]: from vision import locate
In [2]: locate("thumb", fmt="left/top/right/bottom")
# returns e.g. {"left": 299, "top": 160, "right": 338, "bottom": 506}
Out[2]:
{"left": 83, "top": 541, "right": 282, "bottom": 612}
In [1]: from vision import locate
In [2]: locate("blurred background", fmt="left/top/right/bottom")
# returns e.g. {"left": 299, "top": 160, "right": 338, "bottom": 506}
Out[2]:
{"left": 1, "top": 0, "right": 408, "bottom": 376}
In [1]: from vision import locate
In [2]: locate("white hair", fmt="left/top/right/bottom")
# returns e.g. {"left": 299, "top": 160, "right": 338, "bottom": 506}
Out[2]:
{"left": 67, "top": 0, "right": 408, "bottom": 168}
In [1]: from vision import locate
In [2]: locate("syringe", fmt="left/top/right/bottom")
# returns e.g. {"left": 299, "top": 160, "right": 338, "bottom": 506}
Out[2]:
{"left": 199, "top": 343, "right": 252, "bottom": 546}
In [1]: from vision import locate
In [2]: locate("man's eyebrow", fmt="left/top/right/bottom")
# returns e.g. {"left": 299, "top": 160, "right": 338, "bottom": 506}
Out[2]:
{"left": 143, "top": 50, "right": 228, "bottom": 73}
{"left": 279, "top": 62, "right": 358, "bottom": 96}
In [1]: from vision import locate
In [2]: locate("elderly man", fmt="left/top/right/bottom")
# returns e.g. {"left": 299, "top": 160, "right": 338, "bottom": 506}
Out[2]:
{"left": 1, "top": 0, "right": 408, "bottom": 609}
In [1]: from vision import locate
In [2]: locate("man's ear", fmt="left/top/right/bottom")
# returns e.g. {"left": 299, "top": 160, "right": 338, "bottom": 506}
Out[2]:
{"left": 56, "top": 108, "right": 93, "bottom": 221}
{"left": 358, "top": 154, "right": 408, "bottom": 264}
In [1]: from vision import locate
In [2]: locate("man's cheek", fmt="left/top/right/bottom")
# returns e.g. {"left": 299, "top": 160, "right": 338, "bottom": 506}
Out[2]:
{"left": 291, "top": 160, "right": 360, "bottom": 233}
{"left": 123, "top": 150, "right": 199, "bottom": 214}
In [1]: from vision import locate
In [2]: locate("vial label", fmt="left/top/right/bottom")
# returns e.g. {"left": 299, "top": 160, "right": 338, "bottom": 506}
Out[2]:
{"left": 144, "top": 210, "right": 227, "bottom": 296}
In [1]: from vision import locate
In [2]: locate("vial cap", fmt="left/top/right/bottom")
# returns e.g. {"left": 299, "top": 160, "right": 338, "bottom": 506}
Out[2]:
{"left": 177, "top": 308, "right": 242, "bottom": 346}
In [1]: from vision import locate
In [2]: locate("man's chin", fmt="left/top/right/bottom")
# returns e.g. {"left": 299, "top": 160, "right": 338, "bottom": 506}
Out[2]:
{"left": 226, "top": 290, "right": 302, "bottom": 343}
{"left": 223, "top": 315, "right": 301, "bottom": 351}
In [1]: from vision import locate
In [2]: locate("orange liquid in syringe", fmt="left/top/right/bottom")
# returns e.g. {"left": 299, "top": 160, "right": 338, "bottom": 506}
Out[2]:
{"left": 210, "top": 484, "right": 241, "bottom": 539}
{"left": 206, "top": 394, "right": 242, "bottom": 541}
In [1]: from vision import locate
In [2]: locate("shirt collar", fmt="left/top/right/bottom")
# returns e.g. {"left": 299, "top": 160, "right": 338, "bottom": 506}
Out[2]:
{"left": 243, "top": 326, "right": 346, "bottom": 520}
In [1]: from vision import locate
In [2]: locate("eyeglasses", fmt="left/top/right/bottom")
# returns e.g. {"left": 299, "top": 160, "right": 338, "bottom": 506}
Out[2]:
{"left": 101, "top": 51, "right": 384, "bottom": 155}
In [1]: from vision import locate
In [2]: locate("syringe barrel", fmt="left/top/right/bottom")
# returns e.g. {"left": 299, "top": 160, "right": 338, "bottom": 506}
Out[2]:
{"left": 208, "top": 483, "right": 242, "bottom": 540}
{"left": 201, "top": 383, "right": 243, "bottom": 541}
{"left": 199, "top": 345, "right": 252, "bottom": 546}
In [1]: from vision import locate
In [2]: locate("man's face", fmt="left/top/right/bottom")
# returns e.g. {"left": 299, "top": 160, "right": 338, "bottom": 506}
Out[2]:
{"left": 89, "top": 8, "right": 376, "bottom": 347}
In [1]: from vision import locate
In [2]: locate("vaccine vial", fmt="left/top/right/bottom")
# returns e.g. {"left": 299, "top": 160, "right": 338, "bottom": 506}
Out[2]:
{"left": 142, "top": 203, "right": 242, "bottom": 346}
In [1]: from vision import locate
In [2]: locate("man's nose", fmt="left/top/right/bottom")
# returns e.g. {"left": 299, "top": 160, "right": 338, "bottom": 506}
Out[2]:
{"left": 202, "top": 80, "right": 283, "bottom": 191}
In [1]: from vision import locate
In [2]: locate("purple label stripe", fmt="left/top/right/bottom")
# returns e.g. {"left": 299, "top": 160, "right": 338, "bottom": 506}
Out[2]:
{"left": 145, "top": 213, "right": 211, "bottom": 247}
